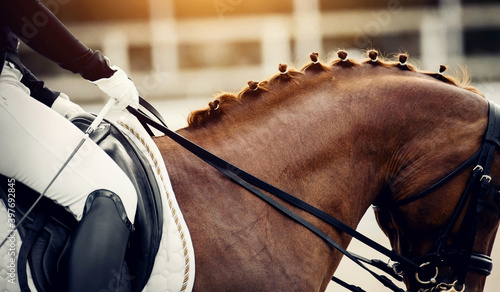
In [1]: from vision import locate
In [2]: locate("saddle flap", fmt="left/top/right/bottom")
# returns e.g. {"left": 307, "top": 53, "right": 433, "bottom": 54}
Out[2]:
{"left": 71, "top": 113, "right": 164, "bottom": 292}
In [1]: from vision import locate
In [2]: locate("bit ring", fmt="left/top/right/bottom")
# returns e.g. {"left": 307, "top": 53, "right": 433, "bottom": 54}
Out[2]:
{"left": 415, "top": 262, "right": 439, "bottom": 285}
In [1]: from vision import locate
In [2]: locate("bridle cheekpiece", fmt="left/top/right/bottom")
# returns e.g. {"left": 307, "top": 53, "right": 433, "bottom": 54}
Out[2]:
{"left": 384, "top": 100, "right": 500, "bottom": 292}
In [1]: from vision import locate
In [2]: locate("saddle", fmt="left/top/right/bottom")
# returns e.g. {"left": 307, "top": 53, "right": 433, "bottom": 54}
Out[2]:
{"left": 0, "top": 113, "right": 164, "bottom": 292}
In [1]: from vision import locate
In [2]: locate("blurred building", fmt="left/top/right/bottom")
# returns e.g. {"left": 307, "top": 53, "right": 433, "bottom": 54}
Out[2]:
{"left": 21, "top": 0, "right": 500, "bottom": 103}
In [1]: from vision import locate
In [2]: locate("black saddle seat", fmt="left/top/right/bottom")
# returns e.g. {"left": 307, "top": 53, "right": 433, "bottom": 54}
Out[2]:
{"left": 0, "top": 113, "right": 163, "bottom": 292}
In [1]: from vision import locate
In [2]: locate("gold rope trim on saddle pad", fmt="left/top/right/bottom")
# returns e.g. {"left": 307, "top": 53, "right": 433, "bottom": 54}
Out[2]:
{"left": 118, "top": 121, "right": 191, "bottom": 292}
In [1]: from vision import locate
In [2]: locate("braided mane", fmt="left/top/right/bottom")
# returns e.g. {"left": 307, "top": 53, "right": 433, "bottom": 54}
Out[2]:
{"left": 187, "top": 50, "right": 483, "bottom": 128}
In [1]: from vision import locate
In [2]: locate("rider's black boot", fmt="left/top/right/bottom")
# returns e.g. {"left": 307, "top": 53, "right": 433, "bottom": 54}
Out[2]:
{"left": 67, "top": 190, "right": 134, "bottom": 292}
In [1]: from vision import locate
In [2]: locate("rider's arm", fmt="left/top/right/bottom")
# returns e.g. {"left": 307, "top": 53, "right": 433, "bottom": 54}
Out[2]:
{"left": 2, "top": 0, "right": 114, "bottom": 81}
{"left": 20, "top": 66, "right": 61, "bottom": 107}
{"left": 3, "top": 0, "right": 139, "bottom": 109}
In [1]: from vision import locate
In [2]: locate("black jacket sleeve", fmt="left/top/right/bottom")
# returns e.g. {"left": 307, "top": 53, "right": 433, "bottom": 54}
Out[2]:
{"left": 1, "top": 0, "right": 115, "bottom": 81}
{"left": 21, "top": 65, "right": 60, "bottom": 107}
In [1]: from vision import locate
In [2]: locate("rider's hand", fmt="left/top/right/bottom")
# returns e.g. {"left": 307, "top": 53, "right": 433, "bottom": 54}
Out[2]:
{"left": 51, "top": 92, "right": 85, "bottom": 120}
{"left": 92, "top": 66, "right": 139, "bottom": 110}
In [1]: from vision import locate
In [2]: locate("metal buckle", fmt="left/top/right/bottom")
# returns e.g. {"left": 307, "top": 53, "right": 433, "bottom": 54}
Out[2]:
{"left": 481, "top": 175, "right": 492, "bottom": 183}
{"left": 473, "top": 165, "right": 484, "bottom": 172}
{"left": 392, "top": 262, "right": 404, "bottom": 276}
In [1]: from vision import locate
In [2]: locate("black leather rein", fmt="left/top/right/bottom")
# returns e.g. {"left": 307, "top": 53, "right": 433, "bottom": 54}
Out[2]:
{"left": 128, "top": 98, "right": 500, "bottom": 292}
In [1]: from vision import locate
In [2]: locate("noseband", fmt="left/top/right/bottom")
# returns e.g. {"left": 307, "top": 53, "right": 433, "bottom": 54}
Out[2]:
{"left": 380, "top": 100, "right": 500, "bottom": 291}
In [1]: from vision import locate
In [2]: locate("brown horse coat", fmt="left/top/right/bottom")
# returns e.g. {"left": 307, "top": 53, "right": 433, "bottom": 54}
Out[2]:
{"left": 153, "top": 51, "right": 498, "bottom": 291}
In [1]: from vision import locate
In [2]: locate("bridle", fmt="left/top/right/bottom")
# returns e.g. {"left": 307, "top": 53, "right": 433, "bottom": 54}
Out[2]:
{"left": 129, "top": 98, "right": 500, "bottom": 292}
{"left": 374, "top": 100, "right": 500, "bottom": 292}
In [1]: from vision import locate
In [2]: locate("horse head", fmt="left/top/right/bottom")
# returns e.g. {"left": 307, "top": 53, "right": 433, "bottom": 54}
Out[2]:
{"left": 369, "top": 54, "right": 500, "bottom": 291}
{"left": 375, "top": 152, "right": 500, "bottom": 292}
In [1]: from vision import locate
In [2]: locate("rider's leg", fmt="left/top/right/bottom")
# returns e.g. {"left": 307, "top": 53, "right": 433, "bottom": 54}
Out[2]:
{"left": 0, "top": 61, "right": 137, "bottom": 222}
{"left": 0, "top": 61, "right": 137, "bottom": 290}
{"left": 67, "top": 190, "right": 133, "bottom": 292}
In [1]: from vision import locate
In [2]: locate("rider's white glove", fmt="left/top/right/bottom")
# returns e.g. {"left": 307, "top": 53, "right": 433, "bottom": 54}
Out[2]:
{"left": 92, "top": 66, "right": 139, "bottom": 110}
{"left": 51, "top": 92, "right": 85, "bottom": 120}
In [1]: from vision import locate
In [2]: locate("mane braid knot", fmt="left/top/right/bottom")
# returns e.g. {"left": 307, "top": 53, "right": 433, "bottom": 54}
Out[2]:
{"left": 186, "top": 50, "right": 484, "bottom": 128}
{"left": 209, "top": 99, "right": 220, "bottom": 111}
{"left": 334, "top": 50, "right": 358, "bottom": 67}
{"left": 302, "top": 52, "right": 329, "bottom": 73}
{"left": 248, "top": 81, "right": 259, "bottom": 91}
{"left": 338, "top": 50, "right": 348, "bottom": 62}
{"left": 279, "top": 64, "right": 289, "bottom": 74}
{"left": 310, "top": 52, "right": 320, "bottom": 64}
{"left": 439, "top": 65, "right": 447, "bottom": 75}
{"left": 399, "top": 54, "right": 408, "bottom": 66}
{"left": 368, "top": 50, "right": 379, "bottom": 64}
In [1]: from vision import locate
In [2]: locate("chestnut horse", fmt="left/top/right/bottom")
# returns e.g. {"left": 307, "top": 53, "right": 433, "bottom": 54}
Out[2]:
{"left": 150, "top": 51, "right": 499, "bottom": 291}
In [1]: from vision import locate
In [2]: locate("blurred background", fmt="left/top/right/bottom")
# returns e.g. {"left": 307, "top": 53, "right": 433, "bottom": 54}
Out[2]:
{"left": 22, "top": 0, "right": 500, "bottom": 291}
{"left": 23, "top": 0, "right": 500, "bottom": 107}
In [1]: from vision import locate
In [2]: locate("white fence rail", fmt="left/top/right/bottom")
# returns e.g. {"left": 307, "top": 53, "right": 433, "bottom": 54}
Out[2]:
{"left": 23, "top": 2, "right": 500, "bottom": 102}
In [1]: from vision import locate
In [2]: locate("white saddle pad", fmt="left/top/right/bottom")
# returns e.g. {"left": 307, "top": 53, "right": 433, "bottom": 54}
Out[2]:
{"left": 0, "top": 112, "right": 196, "bottom": 292}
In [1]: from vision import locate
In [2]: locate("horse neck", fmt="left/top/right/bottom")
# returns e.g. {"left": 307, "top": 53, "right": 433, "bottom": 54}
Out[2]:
{"left": 154, "top": 65, "right": 490, "bottom": 291}
{"left": 174, "top": 67, "right": 489, "bottom": 229}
